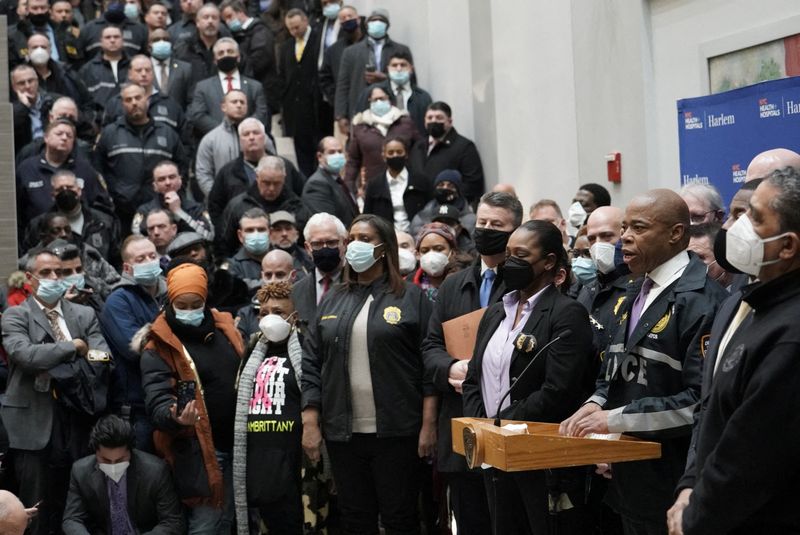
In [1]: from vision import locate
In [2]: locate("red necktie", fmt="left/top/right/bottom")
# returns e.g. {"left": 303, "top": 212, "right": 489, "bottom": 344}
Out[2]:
{"left": 321, "top": 275, "right": 331, "bottom": 298}
{"left": 226, "top": 75, "right": 234, "bottom": 93}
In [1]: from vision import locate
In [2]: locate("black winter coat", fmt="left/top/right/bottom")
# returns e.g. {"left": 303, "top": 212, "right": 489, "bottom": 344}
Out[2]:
{"left": 302, "top": 277, "right": 432, "bottom": 442}
{"left": 362, "top": 168, "right": 431, "bottom": 227}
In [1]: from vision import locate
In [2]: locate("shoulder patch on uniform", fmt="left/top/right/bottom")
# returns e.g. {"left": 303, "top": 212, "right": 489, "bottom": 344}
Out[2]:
{"left": 700, "top": 334, "right": 710, "bottom": 359}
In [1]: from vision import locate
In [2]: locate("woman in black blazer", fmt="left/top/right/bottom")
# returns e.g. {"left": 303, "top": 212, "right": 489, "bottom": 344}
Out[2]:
{"left": 462, "top": 219, "right": 596, "bottom": 535}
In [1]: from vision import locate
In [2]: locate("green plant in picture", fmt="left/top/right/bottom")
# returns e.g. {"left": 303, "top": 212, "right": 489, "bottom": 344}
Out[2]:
{"left": 757, "top": 58, "right": 781, "bottom": 82}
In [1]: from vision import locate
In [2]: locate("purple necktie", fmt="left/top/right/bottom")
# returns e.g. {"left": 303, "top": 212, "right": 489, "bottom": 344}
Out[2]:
{"left": 627, "top": 277, "right": 654, "bottom": 338}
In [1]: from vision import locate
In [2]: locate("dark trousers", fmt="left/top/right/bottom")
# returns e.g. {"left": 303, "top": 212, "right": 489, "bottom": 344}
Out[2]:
{"left": 620, "top": 515, "right": 668, "bottom": 535}
{"left": 446, "top": 470, "right": 491, "bottom": 535}
{"left": 257, "top": 481, "right": 304, "bottom": 535}
{"left": 327, "top": 434, "right": 420, "bottom": 535}
{"left": 483, "top": 468, "right": 593, "bottom": 535}
{"left": 10, "top": 447, "right": 70, "bottom": 535}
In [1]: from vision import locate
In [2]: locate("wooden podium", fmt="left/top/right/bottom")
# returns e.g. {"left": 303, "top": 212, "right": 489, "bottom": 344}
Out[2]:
{"left": 452, "top": 418, "right": 661, "bottom": 471}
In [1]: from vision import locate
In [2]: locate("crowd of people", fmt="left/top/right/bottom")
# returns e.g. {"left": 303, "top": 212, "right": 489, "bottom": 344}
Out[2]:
{"left": 1, "top": 0, "right": 800, "bottom": 534}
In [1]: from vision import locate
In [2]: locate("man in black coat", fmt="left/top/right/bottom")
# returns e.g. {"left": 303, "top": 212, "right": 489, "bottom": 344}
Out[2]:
{"left": 148, "top": 29, "right": 195, "bottom": 111}
{"left": 279, "top": 8, "right": 324, "bottom": 176}
{"left": 668, "top": 169, "right": 800, "bottom": 534}
{"left": 209, "top": 121, "right": 306, "bottom": 237}
{"left": 318, "top": 5, "right": 364, "bottom": 130}
{"left": 302, "top": 136, "right": 358, "bottom": 229}
{"left": 11, "top": 64, "right": 55, "bottom": 156}
{"left": 409, "top": 101, "right": 485, "bottom": 205}
{"left": 218, "top": 155, "right": 311, "bottom": 258}
{"left": 62, "top": 415, "right": 184, "bottom": 534}
{"left": 421, "top": 191, "right": 522, "bottom": 535}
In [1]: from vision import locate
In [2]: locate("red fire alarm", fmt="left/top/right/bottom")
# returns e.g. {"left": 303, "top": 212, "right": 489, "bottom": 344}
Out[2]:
{"left": 606, "top": 152, "right": 621, "bottom": 183}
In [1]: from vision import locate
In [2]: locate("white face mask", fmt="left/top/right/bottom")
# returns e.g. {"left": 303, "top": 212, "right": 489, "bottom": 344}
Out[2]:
{"left": 259, "top": 314, "right": 292, "bottom": 342}
{"left": 567, "top": 201, "right": 587, "bottom": 229}
{"left": 98, "top": 461, "right": 130, "bottom": 483}
{"left": 725, "top": 214, "right": 788, "bottom": 277}
{"left": 29, "top": 46, "right": 50, "bottom": 66}
{"left": 397, "top": 247, "right": 417, "bottom": 275}
{"left": 590, "top": 241, "right": 616, "bottom": 275}
{"left": 419, "top": 251, "right": 449, "bottom": 277}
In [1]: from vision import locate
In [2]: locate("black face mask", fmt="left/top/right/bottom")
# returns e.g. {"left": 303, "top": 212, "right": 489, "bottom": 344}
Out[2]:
{"left": 434, "top": 187, "right": 456, "bottom": 205}
{"left": 503, "top": 256, "right": 539, "bottom": 291}
{"left": 29, "top": 12, "right": 50, "bottom": 26}
{"left": 55, "top": 190, "right": 80, "bottom": 212}
{"left": 217, "top": 56, "right": 238, "bottom": 74}
{"left": 312, "top": 246, "right": 341, "bottom": 273}
{"left": 385, "top": 156, "right": 406, "bottom": 172}
{"left": 341, "top": 18, "right": 359, "bottom": 33}
{"left": 426, "top": 122, "right": 446, "bottom": 139}
{"left": 473, "top": 228, "right": 511, "bottom": 256}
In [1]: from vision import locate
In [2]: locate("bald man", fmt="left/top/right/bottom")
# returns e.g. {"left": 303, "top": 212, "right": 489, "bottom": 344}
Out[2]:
{"left": 0, "top": 491, "right": 29, "bottom": 535}
{"left": 490, "top": 183, "right": 517, "bottom": 197}
{"left": 745, "top": 148, "right": 800, "bottom": 182}
{"left": 236, "top": 249, "right": 297, "bottom": 339}
{"left": 261, "top": 248, "right": 297, "bottom": 284}
{"left": 561, "top": 189, "right": 727, "bottom": 534}
{"left": 576, "top": 205, "right": 629, "bottom": 355}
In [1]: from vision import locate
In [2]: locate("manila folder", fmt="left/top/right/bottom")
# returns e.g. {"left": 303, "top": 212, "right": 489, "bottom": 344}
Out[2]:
{"left": 442, "top": 308, "right": 486, "bottom": 360}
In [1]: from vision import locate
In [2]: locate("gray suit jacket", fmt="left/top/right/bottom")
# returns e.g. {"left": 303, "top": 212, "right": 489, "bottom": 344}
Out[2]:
{"left": 1, "top": 297, "right": 109, "bottom": 451}
{"left": 187, "top": 73, "right": 269, "bottom": 139}
{"left": 153, "top": 57, "right": 194, "bottom": 111}
{"left": 301, "top": 167, "right": 358, "bottom": 229}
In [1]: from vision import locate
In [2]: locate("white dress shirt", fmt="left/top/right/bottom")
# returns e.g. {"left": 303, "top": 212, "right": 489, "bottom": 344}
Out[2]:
{"left": 315, "top": 268, "right": 342, "bottom": 305}
{"left": 33, "top": 298, "right": 73, "bottom": 341}
{"left": 218, "top": 70, "right": 242, "bottom": 92}
{"left": 387, "top": 168, "right": 410, "bottom": 232}
{"left": 390, "top": 80, "right": 410, "bottom": 109}
{"left": 639, "top": 250, "right": 690, "bottom": 314}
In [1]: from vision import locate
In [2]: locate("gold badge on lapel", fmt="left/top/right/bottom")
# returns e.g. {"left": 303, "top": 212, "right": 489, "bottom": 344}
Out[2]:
{"left": 383, "top": 306, "right": 402, "bottom": 325}
{"left": 651, "top": 310, "right": 671, "bottom": 334}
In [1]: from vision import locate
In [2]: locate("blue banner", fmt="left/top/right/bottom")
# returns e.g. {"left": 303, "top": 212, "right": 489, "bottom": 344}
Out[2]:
{"left": 677, "top": 76, "right": 800, "bottom": 207}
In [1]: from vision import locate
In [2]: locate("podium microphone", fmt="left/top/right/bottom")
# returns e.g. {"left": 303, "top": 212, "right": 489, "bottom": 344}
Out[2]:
{"left": 493, "top": 329, "right": 573, "bottom": 427}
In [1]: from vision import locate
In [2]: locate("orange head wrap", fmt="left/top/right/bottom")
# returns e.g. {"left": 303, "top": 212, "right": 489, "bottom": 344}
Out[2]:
{"left": 166, "top": 263, "right": 208, "bottom": 302}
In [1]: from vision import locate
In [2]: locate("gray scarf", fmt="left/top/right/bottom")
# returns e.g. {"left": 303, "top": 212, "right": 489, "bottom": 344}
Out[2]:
{"left": 233, "top": 331, "right": 303, "bottom": 535}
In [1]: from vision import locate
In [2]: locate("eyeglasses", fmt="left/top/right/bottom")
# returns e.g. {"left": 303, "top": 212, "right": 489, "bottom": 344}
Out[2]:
{"left": 570, "top": 248, "right": 591, "bottom": 259}
{"left": 690, "top": 210, "right": 717, "bottom": 224}
{"left": 308, "top": 240, "right": 341, "bottom": 250}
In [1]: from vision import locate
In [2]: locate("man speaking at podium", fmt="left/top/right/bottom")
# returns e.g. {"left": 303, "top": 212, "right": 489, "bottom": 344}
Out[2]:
{"left": 462, "top": 220, "right": 595, "bottom": 534}
{"left": 561, "top": 189, "right": 726, "bottom": 535}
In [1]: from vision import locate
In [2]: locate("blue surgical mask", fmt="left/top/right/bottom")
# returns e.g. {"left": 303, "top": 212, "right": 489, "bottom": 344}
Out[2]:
{"left": 389, "top": 70, "right": 410, "bottom": 86}
{"left": 227, "top": 18, "right": 242, "bottom": 32}
{"left": 151, "top": 40, "right": 171, "bottom": 60}
{"left": 322, "top": 2, "right": 340, "bottom": 20}
{"left": 244, "top": 232, "right": 269, "bottom": 255}
{"left": 325, "top": 153, "right": 346, "bottom": 173}
{"left": 173, "top": 306, "right": 205, "bottom": 327}
{"left": 35, "top": 277, "right": 67, "bottom": 304}
{"left": 571, "top": 257, "right": 597, "bottom": 286}
{"left": 132, "top": 260, "right": 162, "bottom": 286}
{"left": 124, "top": 2, "right": 139, "bottom": 19}
{"left": 345, "top": 241, "right": 382, "bottom": 273}
{"left": 63, "top": 273, "right": 86, "bottom": 290}
{"left": 370, "top": 99, "right": 391, "bottom": 117}
{"left": 367, "top": 20, "right": 387, "bottom": 39}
